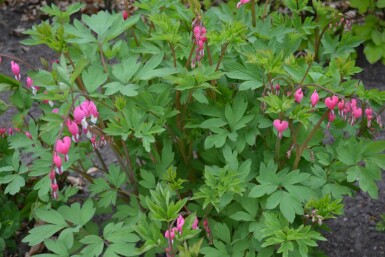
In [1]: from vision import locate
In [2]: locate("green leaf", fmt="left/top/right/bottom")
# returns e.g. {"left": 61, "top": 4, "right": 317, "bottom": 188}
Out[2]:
{"left": 107, "top": 165, "right": 127, "bottom": 188}
{"left": 35, "top": 208, "right": 68, "bottom": 227}
{"left": 82, "top": 65, "right": 108, "bottom": 92}
{"left": 364, "top": 43, "right": 382, "bottom": 64}
{"left": 0, "top": 175, "right": 25, "bottom": 195}
{"left": 105, "top": 243, "right": 139, "bottom": 256}
{"left": 80, "top": 235, "right": 104, "bottom": 257}
{"left": 372, "top": 30, "right": 382, "bottom": 46}
{"left": 0, "top": 99, "right": 8, "bottom": 115}
{"left": 350, "top": 0, "right": 371, "bottom": 13}
{"left": 112, "top": 56, "right": 140, "bottom": 84}
{"left": 134, "top": 53, "right": 164, "bottom": 81}
{"left": 229, "top": 211, "right": 255, "bottom": 221}
{"left": 44, "top": 239, "right": 68, "bottom": 256}
{"left": 378, "top": 0, "right": 385, "bottom": 8}
{"left": 139, "top": 169, "right": 156, "bottom": 189}
{"left": 22, "top": 224, "right": 66, "bottom": 246}
{"left": 212, "top": 222, "right": 231, "bottom": 244}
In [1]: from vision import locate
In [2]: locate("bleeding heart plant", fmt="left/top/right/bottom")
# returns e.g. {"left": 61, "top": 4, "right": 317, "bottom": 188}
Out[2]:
{"left": 0, "top": 0, "right": 385, "bottom": 256}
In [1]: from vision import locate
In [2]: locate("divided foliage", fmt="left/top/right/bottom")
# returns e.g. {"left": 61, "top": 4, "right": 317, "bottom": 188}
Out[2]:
{"left": 1, "top": 0, "right": 385, "bottom": 256}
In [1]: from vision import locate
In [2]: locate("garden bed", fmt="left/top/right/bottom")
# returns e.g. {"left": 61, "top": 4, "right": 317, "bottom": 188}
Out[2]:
{"left": 1, "top": 1, "right": 385, "bottom": 256}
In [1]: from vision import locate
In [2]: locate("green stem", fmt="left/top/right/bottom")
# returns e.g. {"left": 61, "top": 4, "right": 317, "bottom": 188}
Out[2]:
{"left": 299, "top": 60, "right": 312, "bottom": 86}
{"left": 275, "top": 136, "right": 281, "bottom": 167}
{"left": 251, "top": 0, "right": 256, "bottom": 27}
{"left": 185, "top": 43, "right": 196, "bottom": 69}
{"left": 94, "top": 148, "right": 109, "bottom": 172}
{"left": 262, "top": 0, "right": 269, "bottom": 20}
{"left": 293, "top": 111, "right": 329, "bottom": 170}
{"left": 215, "top": 42, "right": 229, "bottom": 71}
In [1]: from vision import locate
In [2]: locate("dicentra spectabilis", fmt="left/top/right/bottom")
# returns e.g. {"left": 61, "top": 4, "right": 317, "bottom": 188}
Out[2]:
{"left": 294, "top": 88, "right": 304, "bottom": 103}
{"left": 176, "top": 215, "right": 185, "bottom": 233}
{"left": 66, "top": 120, "right": 80, "bottom": 142}
{"left": 88, "top": 101, "right": 99, "bottom": 123}
{"left": 327, "top": 111, "right": 335, "bottom": 129}
{"left": 275, "top": 83, "right": 280, "bottom": 94}
{"left": 164, "top": 227, "right": 178, "bottom": 240}
{"left": 53, "top": 153, "right": 63, "bottom": 174}
{"left": 50, "top": 183, "right": 58, "bottom": 199}
{"left": 324, "top": 96, "right": 339, "bottom": 114}
{"left": 273, "top": 119, "right": 289, "bottom": 139}
{"left": 55, "top": 136, "right": 71, "bottom": 161}
{"left": 237, "top": 0, "right": 250, "bottom": 8}
{"left": 310, "top": 90, "right": 319, "bottom": 107}
{"left": 351, "top": 107, "right": 362, "bottom": 125}
{"left": 11, "top": 61, "right": 21, "bottom": 81}
{"left": 25, "top": 131, "right": 32, "bottom": 140}
{"left": 192, "top": 217, "right": 199, "bottom": 230}
{"left": 191, "top": 25, "right": 207, "bottom": 68}
{"left": 74, "top": 106, "right": 86, "bottom": 124}
{"left": 26, "top": 77, "right": 33, "bottom": 88}
{"left": 366, "top": 108, "right": 373, "bottom": 127}
{"left": 338, "top": 99, "right": 345, "bottom": 117}
{"left": 122, "top": 10, "right": 128, "bottom": 20}
{"left": 350, "top": 98, "right": 357, "bottom": 108}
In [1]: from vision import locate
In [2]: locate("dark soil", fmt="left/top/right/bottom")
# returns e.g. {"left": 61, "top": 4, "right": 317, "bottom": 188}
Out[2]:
{"left": 2, "top": 2, "right": 385, "bottom": 257}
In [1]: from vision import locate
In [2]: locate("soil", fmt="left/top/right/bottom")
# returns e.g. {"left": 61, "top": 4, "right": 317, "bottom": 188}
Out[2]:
{"left": 2, "top": 1, "right": 385, "bottom": 257}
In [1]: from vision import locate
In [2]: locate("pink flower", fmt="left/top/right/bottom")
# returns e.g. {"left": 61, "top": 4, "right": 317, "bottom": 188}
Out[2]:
{"left": 53, "top": 153, "right": 62, "bottom": 174}
{"left": 122, "top": 10, "right": 128, "bottom": 21}
{"left": 327, "top": 111, "right": 335, "bottom": 129}
{"left": 310, "top": 90, "right": 319, "bottom": 107}
{"left": 66, "top": 120, "right": 80, "bottom": 142}
{"left": 55, "top": 136, "right": 71, "bottom": 161}
{"left": 88, "top": 101, "right": 99, "bottom": 123}
{"left": 11, "top": 61, "right": 21, "bottom": 81}
{"left": 338, "top": 100, "right": 345, "bottom": 117}
{"left": 26, "top": 77, "right": 33, "bottom": 88}
{"left": 353, "top": 107, "right": 362, "bottom": 119}
{"left": 350, "top": 99, "right": 357, "bottom": 108}
{"left": 192, "top": 217, "right": 199, "bottom": 230}
{"left": 366, "top": 108, "right": 373, "bottom": 127}
{"left": 52, "top": 108, "right": 59, "bottom": 113}
{"left": 164, "top": 227, "right": 178, "bottom": 240}
{"left": 275, "top": 83, "right": 280, "bottom": 94}
{"left": 51, "top": 183, "right": 59, "bottom": 199}
{"left": 324, "top": 96, "right": 339, "bottom": 110}
{"left": 237, "top": 0, "right": 250, "bottom": 8}
{"left": 273, "top": 119, "right": 289, "bottom": 139}
{"left": 49, "top": 170, "right": 56, "bottom": 182}
{"left": 350, "top": 107, "right": 362, "bottom": 126}
{"left": 294, "top": 88, "right": 303, "bottom": 103}
{"left": 74, "top": 106, "right": 86, "bottom": 124}
{"left": 191, "top": 25, "right": 207, "bottom": 68}
{"left": 25, "top": 131, "right": 32, "bottom": 140}
{"left": 176, "top": 215, "right": 185, "bottom": 233}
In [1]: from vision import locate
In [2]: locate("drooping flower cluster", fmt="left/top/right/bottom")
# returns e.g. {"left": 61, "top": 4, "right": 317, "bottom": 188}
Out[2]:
{"left": 164, "top": 215, "right": 199, "bottom": 256}
{"left": 271, "top": 86, "right": 382, "bottom": 139}
{"left": 50, "top": 136, "right": 72, "bottom": 199}
{"left": 191, "top": 24, "right": 207, "bottom": 68}
{"left": 0, "top": 128, "right": 19, "bottom": 137}
{"left": 71, "top": 100, "right": 106, "bottom": 148}
{"left": 329, "top": 17, "right": 352, "bottom": 32}
{"left": 74, "top": 100, "right": 99, "bottom": 129}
